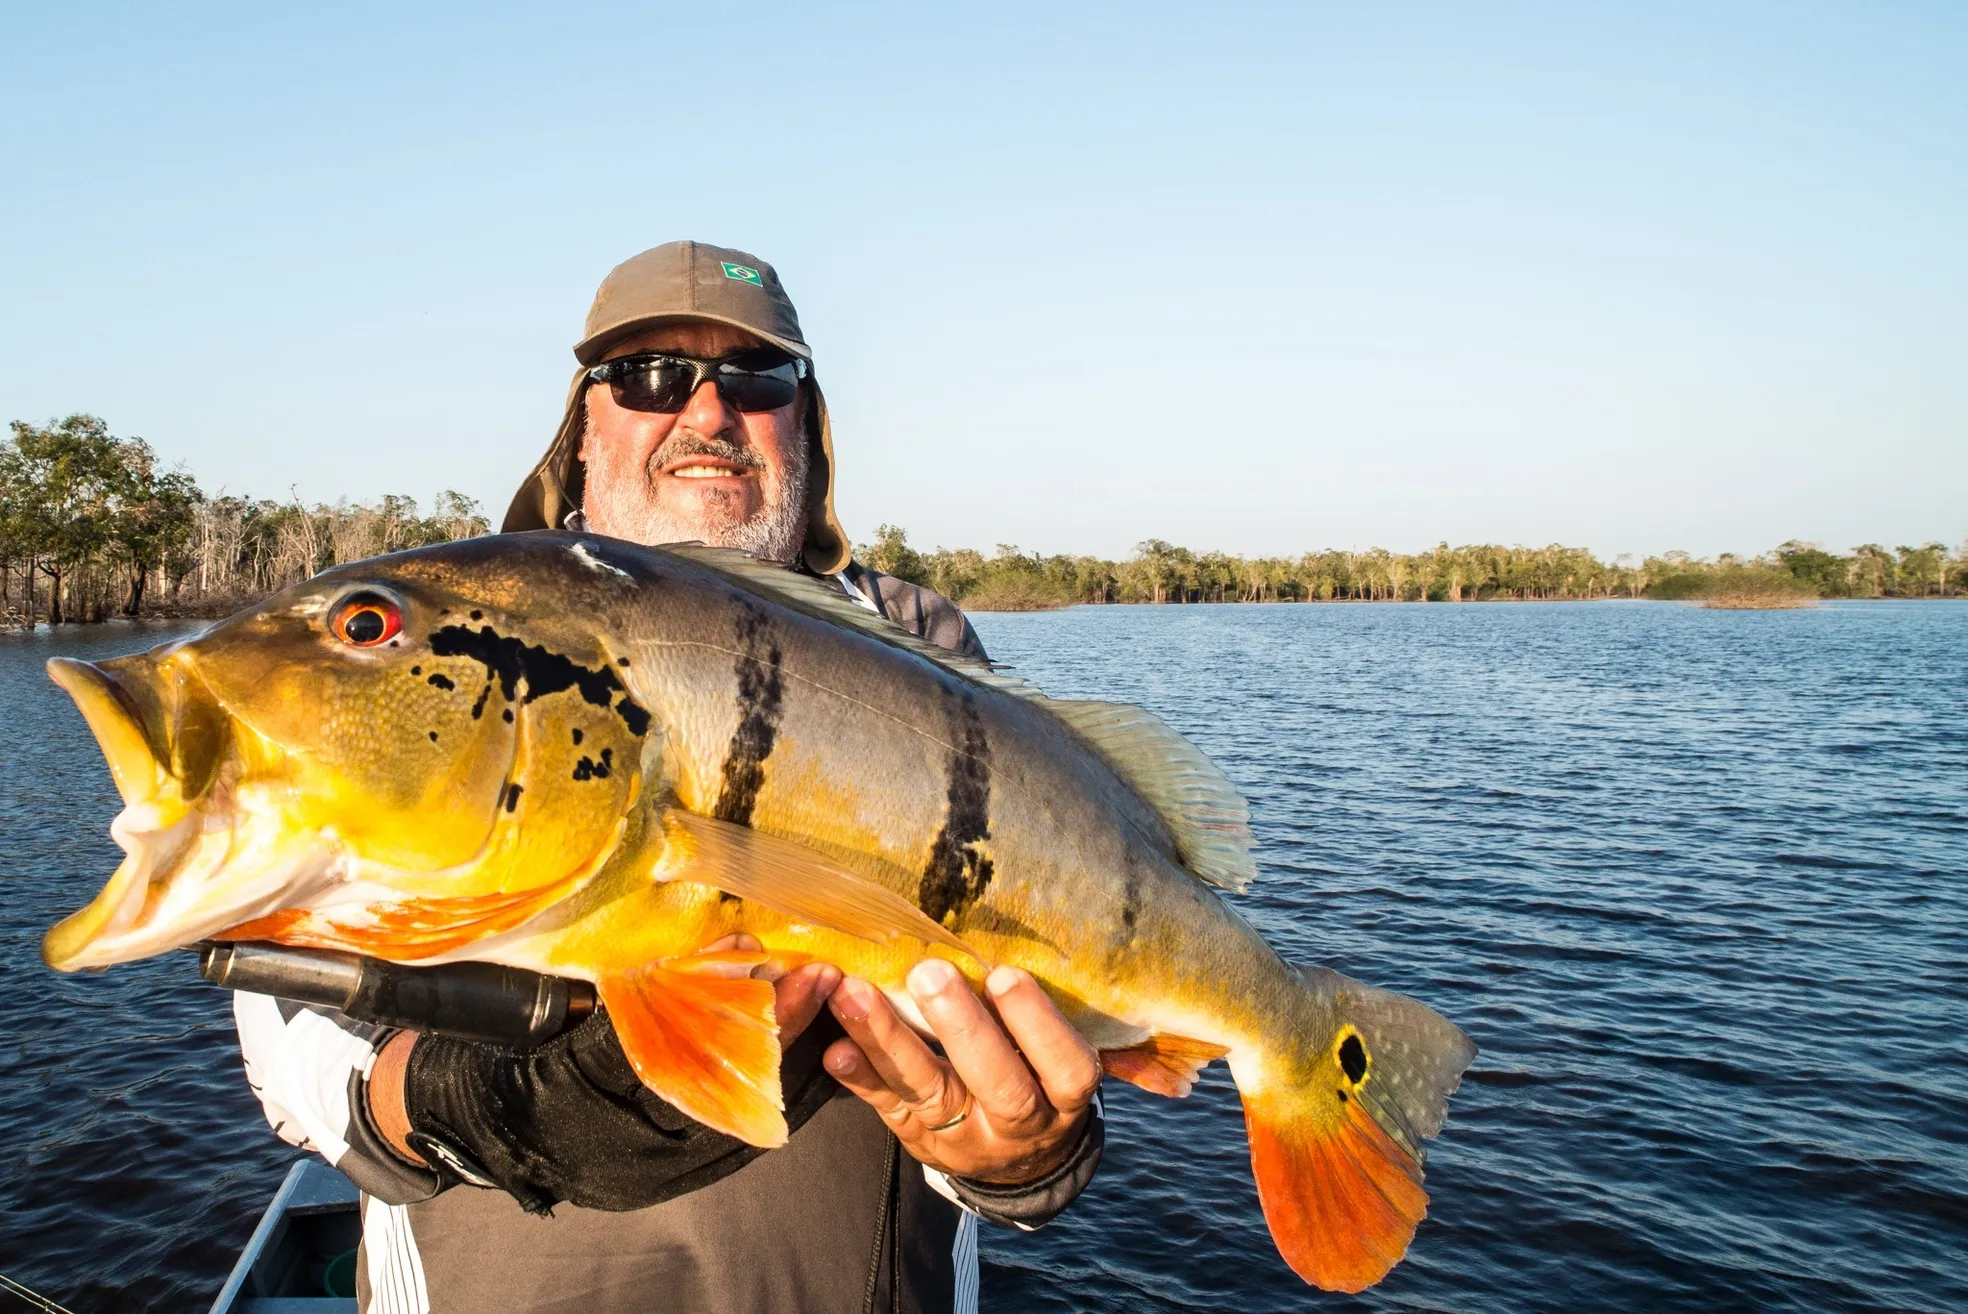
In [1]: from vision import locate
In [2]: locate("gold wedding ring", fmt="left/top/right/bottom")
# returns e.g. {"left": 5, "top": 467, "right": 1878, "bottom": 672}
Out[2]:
{"left": 924, "top": 1092, "right": 973, "bottom": 1133}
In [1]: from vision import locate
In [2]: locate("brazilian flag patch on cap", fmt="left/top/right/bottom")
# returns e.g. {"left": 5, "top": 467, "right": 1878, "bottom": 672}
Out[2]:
{"left": 720, "top": 262, "right": 763, "bottom": 286}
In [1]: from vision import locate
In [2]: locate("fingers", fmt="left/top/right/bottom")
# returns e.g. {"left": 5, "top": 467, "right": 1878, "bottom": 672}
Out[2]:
{"left": 828, "top": 976, "right": 968, "bottom": 1126}
{"left": 771, "top": 963, "right": 841, "bottom": 1043}
{"left": 908, "top": 960, "right": 1044, "bottom": 1129}
{"left": 984, "top": 966, "right": 1101, "bottom": 1116}
{"left": 822, "top": 1036, "right": 908, "bottom": 1119}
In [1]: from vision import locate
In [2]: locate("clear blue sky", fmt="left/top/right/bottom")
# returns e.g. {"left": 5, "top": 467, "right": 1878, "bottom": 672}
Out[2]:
{"left": 3, "top": 3, "right": 1962, "bottom": 561}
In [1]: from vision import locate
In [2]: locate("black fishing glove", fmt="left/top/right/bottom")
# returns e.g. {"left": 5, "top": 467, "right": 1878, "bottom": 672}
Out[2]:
{"left": 400, "top": 1007, "right": 845, "bottom": 1214}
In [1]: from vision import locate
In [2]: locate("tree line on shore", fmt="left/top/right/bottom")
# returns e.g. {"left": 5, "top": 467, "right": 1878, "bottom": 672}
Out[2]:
{"left": 3, "top": 415, "right": 1962, "bottom": 624}
{"left": 2, "top": 415, "right": 489, "bottom": 625}
{"left": 858, "top": 529, "right": 1966, "bottom": 610}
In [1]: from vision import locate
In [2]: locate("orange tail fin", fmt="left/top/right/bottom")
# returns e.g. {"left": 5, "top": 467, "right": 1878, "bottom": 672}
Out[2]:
{"left": 1240, "top": 966, "right": 1476, "bottom": 1292}
{"left": 1101, "top": 1033, "right": 1229, "bottom": 1097}
{"left": 597, "top": 948, "right": 787, "bottom": 1148}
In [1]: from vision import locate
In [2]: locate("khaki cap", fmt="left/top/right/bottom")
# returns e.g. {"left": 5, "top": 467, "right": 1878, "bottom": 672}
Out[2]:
{"left": 576, "top": 240, "right": 812, "bottom": 366}
{"left": 503, "top": 240, "right": 851, "bottom": 575}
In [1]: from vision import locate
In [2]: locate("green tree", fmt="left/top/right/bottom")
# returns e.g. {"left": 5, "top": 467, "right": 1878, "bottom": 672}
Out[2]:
{"left": 3, "top": 415, "right": 126, "bottom": 622}
{"left": 859, "top": 524, "right": 929, "bottom": 585}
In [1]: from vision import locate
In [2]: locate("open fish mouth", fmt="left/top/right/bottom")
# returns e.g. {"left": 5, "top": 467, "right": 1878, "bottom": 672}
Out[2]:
{"left": 41, "top": 655, "right": 341, "bottom": 971}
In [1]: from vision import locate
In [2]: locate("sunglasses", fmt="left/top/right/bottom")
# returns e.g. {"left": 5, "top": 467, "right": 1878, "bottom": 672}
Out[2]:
{"left": 586, "top": 349, "right": 807, "bottom": 414}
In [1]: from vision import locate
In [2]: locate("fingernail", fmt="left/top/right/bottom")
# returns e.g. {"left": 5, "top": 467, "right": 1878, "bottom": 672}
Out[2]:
{"left": 830, "top": 977, "right": 872, "bottom": 1021}
{"left": 825, "top": 1046, "right": 859, "bottom": 1076}
{"left": 814, "top": 965, "right": 843, "bottom": 998}
{"left": 908, "top": 959, "right": 959, "bottom": 997}
{"left": 985, "top": 965, "right": 1023, "bottom": 997}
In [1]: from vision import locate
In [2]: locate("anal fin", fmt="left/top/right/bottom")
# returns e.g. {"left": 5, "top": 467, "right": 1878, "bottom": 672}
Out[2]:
{"left": 1100, "top": 1033, "right": 1229, "bottom": 1097}
{"left": 598, "top": 948, "right": 787, "bottom": 1148}
{"left": 661, "top": 809, "right": 978, "bottom": 962}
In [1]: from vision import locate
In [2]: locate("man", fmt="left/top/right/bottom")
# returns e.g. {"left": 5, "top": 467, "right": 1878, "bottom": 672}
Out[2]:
{"left": 235, "top": 242, "right": 1105, "bottom": 1314}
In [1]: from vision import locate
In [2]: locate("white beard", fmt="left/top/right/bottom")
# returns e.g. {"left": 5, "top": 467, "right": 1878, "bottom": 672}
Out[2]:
{"left": 584, "top": 434, "right": 810, "bottom": 564}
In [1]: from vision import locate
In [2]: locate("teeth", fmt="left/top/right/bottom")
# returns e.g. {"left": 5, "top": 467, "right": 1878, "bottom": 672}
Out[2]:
{"left": 671, "top": 465, "right": 740, "bottom": 479}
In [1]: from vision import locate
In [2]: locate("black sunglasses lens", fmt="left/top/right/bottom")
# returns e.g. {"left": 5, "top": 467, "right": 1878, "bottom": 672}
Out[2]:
{"left": 607, "top": 360, "right": 699, "bottom": 413}
{"left": 715, "top": 369, "right": 799, "bottom": 412}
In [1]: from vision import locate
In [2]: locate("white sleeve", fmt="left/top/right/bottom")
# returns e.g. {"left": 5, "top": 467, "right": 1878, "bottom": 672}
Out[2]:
{"left": 233, "top": 991, "right": 442, "bottom": 1204}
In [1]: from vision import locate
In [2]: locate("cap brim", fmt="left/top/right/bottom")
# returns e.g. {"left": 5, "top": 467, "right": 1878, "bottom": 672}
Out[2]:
{"left": 575, "top": 313, "right": 811, "bottom": 366}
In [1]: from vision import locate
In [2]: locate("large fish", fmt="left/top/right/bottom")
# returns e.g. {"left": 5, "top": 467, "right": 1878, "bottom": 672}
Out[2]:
{"left": 42, "top": 531, "right": 1474, "bottom": 1293}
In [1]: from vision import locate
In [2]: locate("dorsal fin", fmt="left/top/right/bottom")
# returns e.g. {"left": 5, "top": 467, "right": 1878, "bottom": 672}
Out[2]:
{"left": 1045, "top": 700, "right": 1257, "bottom": 892}
{"left": 656, "top": 544, "right": 1043, "bottom": 699}
{"left": 654, "top": 542, "right": 1257, "bottom": 892}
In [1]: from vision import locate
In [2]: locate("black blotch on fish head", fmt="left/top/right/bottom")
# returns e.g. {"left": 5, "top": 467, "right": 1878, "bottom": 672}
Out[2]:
{"left": 615, "top": 698, "right": 651, "bottom": 736}
{"left": 429, "top": 623, "right": 650, "bottom": 737}
{"left": 572, "top": 728, "right": 583, "bottom": 745}
{"left": 471, "top": 684, "right": 491, "bottom": 720}
{"left": 428, "top": 731, "right": 438, "bottom": 742}
{"left": 411, "top": 665, "right": 422, "bottom": 676}
{"left": 503, "top": 708, "right": 514, "bottom": 723}
{"left": 1337, "top": 1089, "right": 1349, "bottom": 1103}
{"left": 618, "top": 657, "right": 630, "bottom": 667}
{"left": 470, "top": 610, "right": 483, "bottom": 620}
{"left": 572, "top": 756, "right": 596, "bottom": 782}
{"left": 1338, "top": 1033, "right": 1368, "bottom": 1085}
{"left": 503, "top": 783, "right": 523, "bottom": 813}
{"left": 427, "top": 673, "right": 456, "bottom": 691}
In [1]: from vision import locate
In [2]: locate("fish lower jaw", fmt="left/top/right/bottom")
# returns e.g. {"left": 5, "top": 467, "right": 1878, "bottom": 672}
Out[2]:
{"left": 44, "top": 808, "right": 348, "bottom": 971}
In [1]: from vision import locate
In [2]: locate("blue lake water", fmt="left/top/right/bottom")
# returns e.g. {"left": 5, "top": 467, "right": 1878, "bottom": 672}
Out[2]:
{"left": 2, "top": 601, "right": 1965, "bottom": 1311}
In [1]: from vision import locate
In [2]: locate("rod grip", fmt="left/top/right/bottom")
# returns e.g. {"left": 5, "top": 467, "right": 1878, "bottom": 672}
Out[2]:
{"left": 196, "top": 941, "right": 594, "bottom": 1050}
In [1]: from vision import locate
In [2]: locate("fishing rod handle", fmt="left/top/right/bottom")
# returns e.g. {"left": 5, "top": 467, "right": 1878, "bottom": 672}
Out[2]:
{"left": 196, "top": 941, "right": 596, "bottom": 1050}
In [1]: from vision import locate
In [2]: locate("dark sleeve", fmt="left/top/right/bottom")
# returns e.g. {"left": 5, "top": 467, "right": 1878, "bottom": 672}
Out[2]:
{"left": 944, "top": 1100, "right": 1105, "bottom": 1229}
{"left": 401, "top": 1010, "right": 847, "bottom": 1213}
{"left": 845, "top": 563, "right": 987, "bottom": 660}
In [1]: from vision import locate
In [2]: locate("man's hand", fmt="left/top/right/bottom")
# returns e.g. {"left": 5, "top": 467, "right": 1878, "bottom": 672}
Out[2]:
{"left": 824, "top": 959, "right": 1101, "bottom": 1185}
{"left": 368, "top": 934, "right": 840, "bottom": 1165}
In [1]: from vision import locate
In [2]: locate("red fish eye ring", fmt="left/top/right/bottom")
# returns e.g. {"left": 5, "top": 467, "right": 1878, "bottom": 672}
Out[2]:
{"left": 332, "top": 595, "right": 403, "bottom": 647}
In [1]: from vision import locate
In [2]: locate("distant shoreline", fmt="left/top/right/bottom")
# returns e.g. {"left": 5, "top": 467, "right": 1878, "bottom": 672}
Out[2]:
{"left": 11, "top": 592, "right": 1965, "bottom": 632}
{"left": 5, "top": 417, "right": 1961, "bottom": 625}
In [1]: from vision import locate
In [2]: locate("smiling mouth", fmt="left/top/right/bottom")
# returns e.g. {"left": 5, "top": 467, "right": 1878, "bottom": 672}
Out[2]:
{"left": 667, "top": 463, "right": 753, "bottom": 480}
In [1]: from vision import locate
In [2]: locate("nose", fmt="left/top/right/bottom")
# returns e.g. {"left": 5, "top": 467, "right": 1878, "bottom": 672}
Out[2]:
{"left": 677, "top": 378, "right": 742, "bottom": 438}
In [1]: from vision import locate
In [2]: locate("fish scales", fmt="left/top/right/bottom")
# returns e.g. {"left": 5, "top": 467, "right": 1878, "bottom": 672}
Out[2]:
{"left": 585, "top": 550, "right": 1286, "bottom": 1053}
{"left": 39, "top": 531, "right": 1476, "bottom": 1294}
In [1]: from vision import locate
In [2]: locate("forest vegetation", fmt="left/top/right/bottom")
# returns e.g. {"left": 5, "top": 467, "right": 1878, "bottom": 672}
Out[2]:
{"left": 2, "top": 415, "right": 489, "bottom": 625}
{"left": 3, "top": 415, "right": 1963, "bottom": 624}
{"left": 859, "top": 528, "right": 1967, "bottom": 612}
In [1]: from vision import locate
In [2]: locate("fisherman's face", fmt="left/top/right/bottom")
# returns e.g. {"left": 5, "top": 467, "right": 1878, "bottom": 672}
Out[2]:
{"left": 579, "top": 322, "right": 809, "bottom": 562}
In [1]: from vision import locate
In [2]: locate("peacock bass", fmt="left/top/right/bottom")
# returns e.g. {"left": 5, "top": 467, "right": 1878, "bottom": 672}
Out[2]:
{"left": 41, "top": 531, "right": 1475, "bottom": 1293}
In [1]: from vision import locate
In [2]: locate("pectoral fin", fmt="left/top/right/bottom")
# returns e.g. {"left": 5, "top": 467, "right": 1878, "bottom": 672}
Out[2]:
{"left": 660, "top": 810, "right": 978, "bottom": 962}
{"left": 598, "top": 948, "right": 787, "bottom": 1147}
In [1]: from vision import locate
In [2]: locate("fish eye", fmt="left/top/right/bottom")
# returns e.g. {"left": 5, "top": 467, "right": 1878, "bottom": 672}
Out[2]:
{"left": 332, "top": 593, "right": 404, "bottom": 647}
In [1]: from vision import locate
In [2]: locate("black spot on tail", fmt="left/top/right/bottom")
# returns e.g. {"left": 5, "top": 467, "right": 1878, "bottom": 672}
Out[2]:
{"left": 917, "top": 691, "right": 993, "bottom": 925}
{"left": 571, "top": 728, "right": 583, "bottom": 745}
{"left": 503, "top": 783, "right": 523, "bottom": 813}
{"left": 572, "top": 749, "right": 613, "bottom": 782}
{"left": 710, "top": 607, "right": 784, "bottom": 826}
{"left": 470, "top": 684, "right": 491, "bottom": 720}
{"left": 430, "top": 624, "right": 651, "bottom": 737}
{"left": 427, "top": 672, "right": 456, "bottom": 691}
{"left": 1339, "top": 1034, "right": 1368, "bottom": 1084}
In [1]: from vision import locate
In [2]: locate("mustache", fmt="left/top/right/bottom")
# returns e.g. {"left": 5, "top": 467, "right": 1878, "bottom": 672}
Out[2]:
{"left": 648, "top": 432, "right": 767, "bottom": 474}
